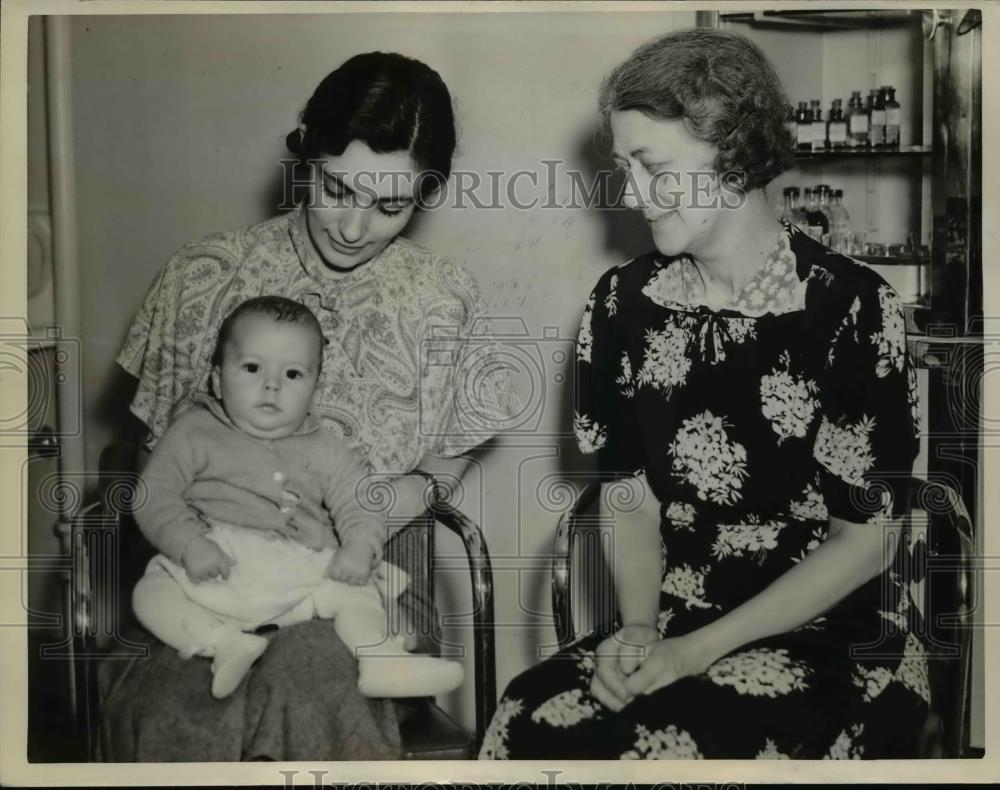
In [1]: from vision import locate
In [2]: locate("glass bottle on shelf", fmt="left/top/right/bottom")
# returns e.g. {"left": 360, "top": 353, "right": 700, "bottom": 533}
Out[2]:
{"left": 827, "top": 99, "right": 847, "bottom": 149}
{"left": 869, "top": 88, "right": 886, "bottom": 148}
{"left": 815, "top": 185, "right": 835, "bottom": 245}
{"left": 796, "top": 101, "right": 813, "bottom": 151}
{"left": 810, "top": 100, "right": 826, "bottom": 151}
{"left": 803, "top": 188, "right": 828, "bottom": 241}
{"left": 780, "top": 186, "right": 806, "bottom": 228}
{"left": 847, "top": 90, "right": 869, "bottom": 148}
{"left": 828, "top": 189, "right": 852, "bottom": 253}
{"left": 784, "top": 103, "right": 798, "bottom": 144}
{"left": 884, "top": 86, "right": 901, "bottom": 147}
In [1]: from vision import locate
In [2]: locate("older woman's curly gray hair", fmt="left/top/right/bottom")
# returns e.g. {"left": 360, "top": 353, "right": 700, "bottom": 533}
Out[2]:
{"left": 599, "top": 28, "right": 796, "bottom": 191}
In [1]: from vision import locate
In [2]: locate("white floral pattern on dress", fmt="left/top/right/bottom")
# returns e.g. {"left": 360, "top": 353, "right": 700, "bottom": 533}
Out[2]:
{"left": 531, "top": 689, "right": 599, "bottom": 728}
{"left": 656, "top": 607, "right": 676, "bottom": 637}
{"left": 616, "top": 352, "right": 635, "bottom": 398}
{"left": 790, "top": 525, "right": 828, "bottom": 564}
{"left": 894, "top": 632, "right": 931, "bottom": 705}
{"left": 664, "top": 501, "right": 697, "bottom": 530}
{"left": 621, "top": 724, "right": 703, "bottom": 759}
{"left": 576, "top": 649, "right": 596, "bottom": 681}
{"left": 692, "top": 315, "right": 758, "bottom": 364}
{"left": 605, "top": 274, "right": 619, "bottom": 316}
{"left": 827, "top": 296, "right": 862, "bottom": 367}
{"left": 756, "top": 738, "right": 792, "bottom": 759}
{"left": 577, "top": 293, "right": 595, "bottom": 363}
{"left": 760, "top": 351, "right": 819, "bottom": 442}
{"left": 872, "top": 285, "right": 906, "bottom": 378}
{"left": 711, "top": 516, "right": 786, "bottom": 561}
{"left": 479, "top": 698, "right": 524, "bottom": 759}
{"left": 661, "top": 563, "right": 716, "bottom": 610}
{"left": 668, "top": 411, "right": 748, "bottom": 505}
{"left": 823, "top": 724, "right": 865, "bottom": 759}
{"left": 787, "top": 477, "right": 829, "bottom": 522}
{"left": 707, "top": 648, "right": 810, "bottom": 697}
{"left": 851, "top": 664, "right": 894, "bottom": 703}
{"left": 573, "top": 411, "right": 606, "bottom": 453}
{"left": 813, "top": 414, "right": 877, "bottom": 488}
{"left": 636, "top": 323, "right": 692, "bottom": 396}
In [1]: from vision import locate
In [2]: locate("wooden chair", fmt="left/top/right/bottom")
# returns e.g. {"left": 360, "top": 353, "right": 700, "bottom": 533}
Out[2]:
{"left": 64, "top": 443, "right": 497, "bottom": 760}
{"left": 550, "top": 477, "right": 976, "bottom": 758}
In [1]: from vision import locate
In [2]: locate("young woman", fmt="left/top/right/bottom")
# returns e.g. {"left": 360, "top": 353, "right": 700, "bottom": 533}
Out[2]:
{"left": 482, "top": 28, "right": 926, "bottom": 760}
{"left": 102, "top": 51, "right": 515, "bottom": 761}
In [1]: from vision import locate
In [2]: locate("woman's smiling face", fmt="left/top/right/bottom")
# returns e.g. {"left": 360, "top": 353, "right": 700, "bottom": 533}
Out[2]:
{"left": 304, "top": 139, "right": 420, "bottom": 271}
{"left": 610, "top": 110, "right": 730, "bottom": 259}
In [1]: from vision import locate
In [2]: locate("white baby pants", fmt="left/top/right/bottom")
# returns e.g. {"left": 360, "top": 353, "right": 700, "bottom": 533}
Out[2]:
{"left": 132, "top": 522, "right": 410, "bottom": 660}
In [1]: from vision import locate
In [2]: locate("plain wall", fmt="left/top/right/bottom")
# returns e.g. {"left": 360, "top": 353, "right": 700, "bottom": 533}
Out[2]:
{"left": 63, "top": 11, "right": 697, "bottom": 729}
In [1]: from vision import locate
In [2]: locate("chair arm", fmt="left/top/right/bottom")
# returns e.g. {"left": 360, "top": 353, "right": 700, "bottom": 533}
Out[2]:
{"left": 431, "top": 500, "right": 496, "bottom": 752}
{"left": 551, "top": 480, "right": 602, "bottom": 651}
{"left": 66, "top": 498, "right": 117, "bottom": 757}
{"left": 909, "top": 476, "right": 976, "bottom": 757}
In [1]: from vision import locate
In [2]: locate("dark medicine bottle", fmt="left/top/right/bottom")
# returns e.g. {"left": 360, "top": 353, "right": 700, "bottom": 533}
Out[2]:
{"left": 884, "top": 86, "right": 901, "bottom": 147}
{"left": 847, "top": 90, "right": 869, "bottom": 148}
{"left": 804, "top": 187, "right": 830, "bottom": 241}
{"left": 827, "top": 100, "right": 848, "bottom": 149}
{"left": 796, "top": 101, "right": 813, "bottom": 151}
{"left": 868, "top": 88, "right": 886, "bottom": 148}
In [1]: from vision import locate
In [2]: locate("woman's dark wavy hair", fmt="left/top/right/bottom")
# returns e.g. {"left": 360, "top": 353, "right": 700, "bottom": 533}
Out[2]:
{"left": 286, "top": 52, "right": 456, "bottom": 202}
{"left": 599, "top": 29, "right": 795, "bottom": 191}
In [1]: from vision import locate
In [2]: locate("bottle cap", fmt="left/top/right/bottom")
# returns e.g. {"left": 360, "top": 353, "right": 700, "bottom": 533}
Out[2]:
{"left": 834, "top": 189, "right": 844, "bottom": 198}
{"left": 783, "top": 186, "right": 800, "bottom": 197}
{"left": 815, "top": 184, "right": 832, "bottom": 195}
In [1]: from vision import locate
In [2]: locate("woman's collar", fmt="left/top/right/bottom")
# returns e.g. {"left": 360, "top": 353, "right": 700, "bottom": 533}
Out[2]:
{"left": 641, "top": 223, "right": 808, "bottom": 318}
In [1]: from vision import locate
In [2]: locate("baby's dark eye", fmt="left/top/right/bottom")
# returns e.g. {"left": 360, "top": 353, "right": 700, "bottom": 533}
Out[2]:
{"left": 243, "top": 363, "right": 259, "bottom": 373}
{"left": 286, "top": 370, "right": 303, "bottom": 380}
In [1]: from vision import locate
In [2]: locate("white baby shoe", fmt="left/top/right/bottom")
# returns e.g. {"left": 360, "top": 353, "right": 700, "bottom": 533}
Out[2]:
{"left": 357, "top": 643, "right": 464, "bottom": 698}
{"left": 210, "top": 632, "right": 268, "bottom": 699}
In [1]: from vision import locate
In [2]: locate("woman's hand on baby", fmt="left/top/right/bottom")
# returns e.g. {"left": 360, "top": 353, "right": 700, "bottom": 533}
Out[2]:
{"left": 590, "top": 623, "right": 659, "bottom": 712}
{"left": 181, "top": 535, "right": 235, "bottom": 583}
{"left": 327, "top": 541, "right": 376, "bottom": 585}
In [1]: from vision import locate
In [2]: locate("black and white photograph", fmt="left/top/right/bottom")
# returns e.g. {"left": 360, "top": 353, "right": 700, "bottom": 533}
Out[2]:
{"left": 1, "top": 1, "right": 994, "bottom": 783}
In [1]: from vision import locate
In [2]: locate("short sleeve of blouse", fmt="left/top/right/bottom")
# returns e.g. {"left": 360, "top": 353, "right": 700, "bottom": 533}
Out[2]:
{"left": 420, "top": 258, "right": 521, "bottom": 458}
{"left": 812, "top": 279, "right": 920, "bottom": 522}
{"left": 574, "top": 268, "right": 644, "bottom": 479}
{"left": 115, "top": 246, "right": 217, "bottom": 447}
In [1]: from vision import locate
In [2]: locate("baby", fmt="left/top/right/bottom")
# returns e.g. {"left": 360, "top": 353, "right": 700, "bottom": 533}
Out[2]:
{"left": 131, "top": 296, "right": 463, "bottom": 699}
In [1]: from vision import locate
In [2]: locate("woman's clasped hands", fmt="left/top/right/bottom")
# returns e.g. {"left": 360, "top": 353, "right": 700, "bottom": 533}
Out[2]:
{"left": 589, "top": 624, "right": 709, "bottom": 711}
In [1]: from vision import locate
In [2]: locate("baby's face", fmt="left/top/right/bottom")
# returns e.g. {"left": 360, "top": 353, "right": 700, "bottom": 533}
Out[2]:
{"left": 211, "top": 314, "right": 321, "bottom": 440}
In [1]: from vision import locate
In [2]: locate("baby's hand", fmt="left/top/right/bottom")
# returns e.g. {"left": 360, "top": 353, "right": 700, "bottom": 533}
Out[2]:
{"left": 181, "top": 535, "right": 234, "bottom": 583}
{"left": 327, "top": 541, "right": 375, "bottom": 586}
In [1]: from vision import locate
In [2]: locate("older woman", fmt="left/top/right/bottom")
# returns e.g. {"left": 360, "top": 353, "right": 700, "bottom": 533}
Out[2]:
{"left": 481, "top": 29, "right": 926, "bottom": 760}
{"left": 100, "top": 51, "right": 515, "bottom": 761}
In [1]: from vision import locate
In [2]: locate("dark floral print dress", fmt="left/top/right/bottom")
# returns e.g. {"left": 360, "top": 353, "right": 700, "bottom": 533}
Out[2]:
{"left": 480, "top": 224, "right": 928, "bottom": 760}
